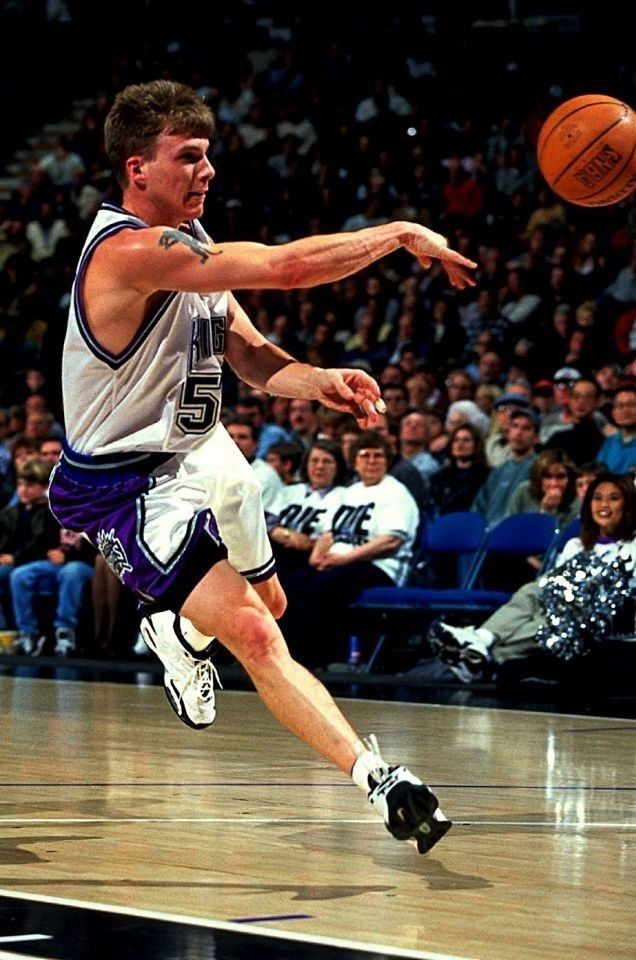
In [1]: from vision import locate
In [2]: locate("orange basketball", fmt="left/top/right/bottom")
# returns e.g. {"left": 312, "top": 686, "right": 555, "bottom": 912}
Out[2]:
{"left": 537, "top": 94, "right": 636, "bottom": 207}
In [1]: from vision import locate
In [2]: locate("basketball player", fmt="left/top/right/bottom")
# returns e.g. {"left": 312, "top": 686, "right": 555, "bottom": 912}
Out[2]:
{"left": 48, "top": 80, "right": 476, "bottom": 853}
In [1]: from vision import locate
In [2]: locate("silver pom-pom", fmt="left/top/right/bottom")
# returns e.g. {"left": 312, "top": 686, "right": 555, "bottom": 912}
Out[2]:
{"left": 536, "top": 550, "right": 632, "bottom": 660}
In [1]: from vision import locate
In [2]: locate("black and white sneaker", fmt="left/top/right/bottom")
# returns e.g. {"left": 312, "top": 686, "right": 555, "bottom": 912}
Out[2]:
{"left": 54, "top": 627, "right": 76, "bottom": 657}
{"left": 428, "top": 621, "right": 492, "bottom": 683}
{"left": 364, "top": 736, "right": 452, "bottom": 854}
{"left": 140, "top": 611, "right": 221, "bottom": 729}
{"left": 15, "top": 632, "right": 46, "bottom": 656}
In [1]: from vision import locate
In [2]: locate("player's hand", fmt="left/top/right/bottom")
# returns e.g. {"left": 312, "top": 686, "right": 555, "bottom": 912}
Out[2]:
{"left": 404, "top": 225, "right": 477, "bottom": 289}
{"left": 312, "top": 368, "right": 383, "bottom": 428}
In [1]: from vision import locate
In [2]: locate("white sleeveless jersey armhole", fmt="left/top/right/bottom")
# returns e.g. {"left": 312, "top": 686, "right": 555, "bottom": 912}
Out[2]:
{"left": 62, "top": 204, "right": 228, "bottom": 455}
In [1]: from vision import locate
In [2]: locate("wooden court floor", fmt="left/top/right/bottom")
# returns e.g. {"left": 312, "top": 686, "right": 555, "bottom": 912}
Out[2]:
{"left": 0, "top": 675, "right": 634, "bottom": 960}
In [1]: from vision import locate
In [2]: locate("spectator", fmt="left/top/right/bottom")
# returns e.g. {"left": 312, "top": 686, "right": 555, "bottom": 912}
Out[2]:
{"left": 265, "top": 441, "right": 304, "bottom": 485}
{"left": 288, "top": 398, "right": 320, "bottom": 450}
{"left": 226, "top": 416, "right": 283, "bottom": 513}
{"left": 532, "top": 379, "right": 556, "bottom": 421}
{"left": 381, "top": 383, "right": 409, "bottom": 425}
{"left": 540, "top": 366, "right": 582, "bottom": 443}
{"left": 575, "top": 461, "right": 609, "bottom": 503}
{"left": 426, "top": 298, "right": 465, "bottom": 372}
{"left": 499, "top": 267, "right": 542, "bottom": 329}
{"left": 25, "top": 201, "right": 68, "bottom": 263}
{"left": 11, "top": 521, "right": 95, "bottom": 657}
{"left": 485, "top": 391, "right": 534, "bottom": 467}
{"left": 475, "top": 383, "right": 502, "bottom": 419}
{"left": 430, "top": 474, "right": 636, "bottom": 682}
{"left": 443, "top": 369, "right": 475, "bottom": 407}
{"left": 398, "top": 411, "right": 441, "bottom": 485}
{"left": 597, "top": 387, "right": 636, "bottom": 474}
{"left": 545, "top": 378, "right": 605, "bottom": 465}
{"left": 236, "top": 395, "right": 291, "bottom": 458}
{"left": 445, "top": 400, "right": 490, "bottom": 439}
{"left": 269, "top": 439, "right": 347, "bottom": 577}
{"left": 472, "top": 409, "right": 538, "bottom": 525}
{"left": 429, "top": 424, "right": 490, "bottom": 518}
{"left": 474, "top": 350, "right": 505, "bottom": 387}
{"left": 0, "top": 459, "right": 59, "bottom": 644}
{"left": 504, "top": 448, "right": 580, "bottom": 527}
{"left": 280, "top": 431, "right": 418, "bottom": 668}
{"left": 373, "top": 413, "right": 430, "bottom": 512}
{"left": 460, "top": 290, "right": 508, "bottom": 357}
{"left": 523, "top": 186, "right": 568, "bottom": 237}
{"left": 39, "top": 136, "right": 85, "bottom": 187}
{"left": 543, "top": 303, "right": 573, "bottom": 370}
{"left": 38, "top": 436, "right": 62, "bottom": 468}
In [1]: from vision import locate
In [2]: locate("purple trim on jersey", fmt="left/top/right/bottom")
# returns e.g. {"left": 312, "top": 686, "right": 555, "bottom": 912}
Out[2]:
{"left": 49, "top": 460, "right": 228, "bottom": 612}
{"left": 61, "top": 440, "right": 173, "bottom": 477}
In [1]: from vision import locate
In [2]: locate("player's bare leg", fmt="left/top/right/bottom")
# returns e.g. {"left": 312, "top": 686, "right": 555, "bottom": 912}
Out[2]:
{"left": 179, "top": 560, "right": 452, "bottom": 852}
{"left": 181, "top": 560, "right": 359, "bottom": 771}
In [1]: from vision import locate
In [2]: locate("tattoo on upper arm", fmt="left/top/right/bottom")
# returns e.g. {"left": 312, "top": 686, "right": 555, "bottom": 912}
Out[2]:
{"left": 158, "top": 229, "right": 222, "bottom": 264}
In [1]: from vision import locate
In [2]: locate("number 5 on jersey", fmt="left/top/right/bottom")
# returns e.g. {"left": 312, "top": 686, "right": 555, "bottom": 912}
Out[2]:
{"left": 176, "top": 372, "right": 221, "bottom": 434}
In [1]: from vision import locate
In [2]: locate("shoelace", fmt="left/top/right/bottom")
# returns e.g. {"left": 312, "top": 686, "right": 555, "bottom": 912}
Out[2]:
{"left": 362, "top": 733, "right": 391, "bottom": 785}
{"left": 186, "top": 658, "right": 223, "bottom": 705}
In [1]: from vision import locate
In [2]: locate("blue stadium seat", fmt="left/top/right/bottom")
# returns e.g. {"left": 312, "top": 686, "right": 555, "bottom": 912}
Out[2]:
{"left": 348, "top": 511, "right": 559, "bottom": 672}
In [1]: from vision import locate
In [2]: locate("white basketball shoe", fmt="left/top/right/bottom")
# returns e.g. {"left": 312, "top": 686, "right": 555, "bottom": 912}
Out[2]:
{"left": 139, "top": 610, "right": 221, "bottom": 729}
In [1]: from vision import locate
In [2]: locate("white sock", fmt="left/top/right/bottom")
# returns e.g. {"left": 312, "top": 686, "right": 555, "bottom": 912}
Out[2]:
{"left": 181, "top": 617, "right": 215, "bottom": 652}
{"left": 351, "top": 750, "right": 380, "bottom": 793}
{"left": 473, "top": 628, "right": 495, "bottom": 654}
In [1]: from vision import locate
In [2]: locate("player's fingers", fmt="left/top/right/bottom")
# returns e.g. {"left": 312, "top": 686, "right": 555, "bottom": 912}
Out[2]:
{"left": 452, "top": 270, "right": 477, "bottom": 290}
{"left": 441, "top": 248, "right": 478, "bottom": 269}
{"left": 419, "top": 256, "right": 432, "bottom": 269}
{"left": 357, "top": 397, "right": 377, "bottom": 422}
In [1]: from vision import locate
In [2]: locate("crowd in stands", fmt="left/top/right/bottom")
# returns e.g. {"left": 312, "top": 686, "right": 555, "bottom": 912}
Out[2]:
{"left": 0, "top": 9, "right": 634, "bottom": 678}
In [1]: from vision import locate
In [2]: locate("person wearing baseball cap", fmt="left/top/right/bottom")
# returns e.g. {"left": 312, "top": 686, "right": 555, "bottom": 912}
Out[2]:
{"left": 553, "top": 366, "right": 582, "bottom": 384}
{"left": 545, "top": 377, "right": 604, "bottom": 465}
{"left": 485, "top": 392, "right": 533, "bottom": 467}
{"left": 473, "top": 407, "right": 539, "bottom": 525}
{"left": 540, "top": 367, "right": 582, "bottom": 443}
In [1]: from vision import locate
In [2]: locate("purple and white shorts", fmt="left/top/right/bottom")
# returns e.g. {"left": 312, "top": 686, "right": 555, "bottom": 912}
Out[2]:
{"left": 49, "top": 427, "right": 276, "bottom": 612}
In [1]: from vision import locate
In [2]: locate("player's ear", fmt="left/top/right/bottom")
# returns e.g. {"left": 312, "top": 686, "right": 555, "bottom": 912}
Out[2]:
{"left": 126, "top": 155, "right": 146, "bottom": 188}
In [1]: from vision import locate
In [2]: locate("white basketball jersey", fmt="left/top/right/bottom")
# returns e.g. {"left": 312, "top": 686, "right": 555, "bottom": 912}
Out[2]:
{"left": 62, "top": 203, "right": 228, "bottom": 456}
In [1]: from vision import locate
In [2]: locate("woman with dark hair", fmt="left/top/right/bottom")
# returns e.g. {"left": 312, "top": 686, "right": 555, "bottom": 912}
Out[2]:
{"left": 280, "top": 430, "right": 419, "bottom": 667}
{"left": 577, "top": 473, "right": 636, "bottom": 549}
{"left": 269, "top": 439, "right": 347, "bottom": 577}
{"left": 430, "top": 473, "right": 636, "bottom": 682}
{"left": 429, "top": 424, "right": 490, "bottom": 518}
{"left": 504, "top": 448, "right": 579, "bottom": 527}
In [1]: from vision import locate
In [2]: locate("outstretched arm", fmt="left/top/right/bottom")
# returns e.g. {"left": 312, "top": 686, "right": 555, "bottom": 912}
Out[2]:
{"left": 111, "top": 220, "right": 477, "bottom": 297}
{"left": 226, "top": 295, "right": 382, "bottom": 427}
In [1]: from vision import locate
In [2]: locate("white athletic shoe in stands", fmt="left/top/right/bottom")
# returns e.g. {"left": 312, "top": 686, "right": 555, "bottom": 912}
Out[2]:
{"left": 139, "top": 611, "right": 221, "bottom": 729}
{"left": 361, "top": 735, "right": 452, "bottom": 854}
{"left": 54, "top": 627, "right": 76, "bottom": 657}
{"left": 15, "top": 632, "right": 44, "bottom": 656}
{"left": 428, "top": 621, "right": 494, "bottom": 683}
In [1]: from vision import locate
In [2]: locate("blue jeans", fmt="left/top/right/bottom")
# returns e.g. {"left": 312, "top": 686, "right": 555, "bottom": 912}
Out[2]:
{"left": 10, "top": 560, "right": 93, "bottom": 635}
